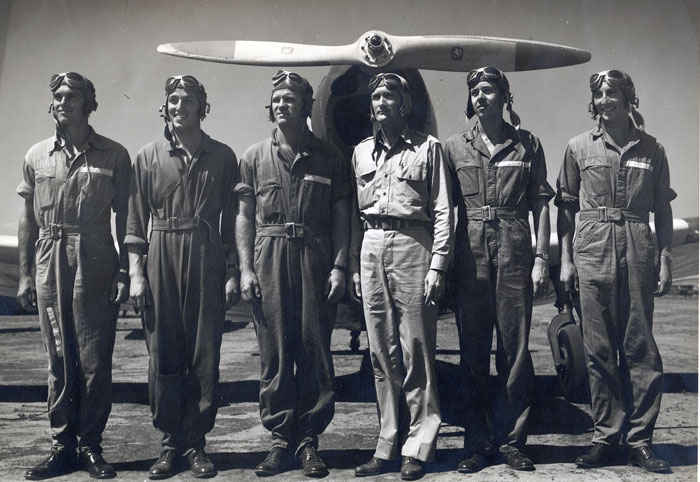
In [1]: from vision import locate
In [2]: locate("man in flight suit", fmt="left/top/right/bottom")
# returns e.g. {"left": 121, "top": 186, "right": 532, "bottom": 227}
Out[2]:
{"left": 557, "top": 70, "right": 674, "bottom": 474}
{"left": 127, "top": 75, "right": 240, "bottom": 479}
{"left": 236, "top": 71, "right": 350, "bottom": 478}
{"left": 18, "top": 72, "right": 130, "bottom": 480}
{"left": 444, "top": 67, "right": 553, "bottom": 473}
{"left": 349, "top": 73, "right": 453, "bottom": 481}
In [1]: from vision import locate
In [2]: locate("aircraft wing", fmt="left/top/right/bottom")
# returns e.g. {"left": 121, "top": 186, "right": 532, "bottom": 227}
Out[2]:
{"left": 0, "top": 235, "right": 18, "bottom": 299}
{"left": 158, "top": 30, "right": 591, "bottom": 72}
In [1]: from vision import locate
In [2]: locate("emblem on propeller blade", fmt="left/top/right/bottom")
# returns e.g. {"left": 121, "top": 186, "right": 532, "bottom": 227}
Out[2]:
{"left": 360, "top": 31, "right": 394, "bottom": 67}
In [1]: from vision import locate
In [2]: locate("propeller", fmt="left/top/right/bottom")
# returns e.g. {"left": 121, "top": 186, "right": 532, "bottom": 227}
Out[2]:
{"left": 157, "top": 30, "right": 591, "bottom": 72}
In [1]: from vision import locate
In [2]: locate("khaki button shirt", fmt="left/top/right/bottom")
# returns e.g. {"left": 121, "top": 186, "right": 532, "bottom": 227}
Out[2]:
{"left": 351, "top": 128, "right": 453, "bottom": 271}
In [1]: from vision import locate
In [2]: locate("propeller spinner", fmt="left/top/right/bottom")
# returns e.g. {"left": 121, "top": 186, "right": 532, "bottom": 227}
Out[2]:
{"left": 157, "top": 30, "right": 591, "bottom": 72}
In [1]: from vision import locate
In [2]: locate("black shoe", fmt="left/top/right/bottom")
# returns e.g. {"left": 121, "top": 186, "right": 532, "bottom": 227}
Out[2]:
{"left": 400, "top": 457, "right": 424, "bottom": 481}
{"left": 575, "top": 444, "right": 618, "bottom": 469}
{"left": 501, "top": 446, "right": 534, "bottom": 471}
{"left": 299, "top": 445, "right": 328, "bottom": 478}
{"left": 457, "top": 452, "right": 489, "bottom": 473}
{"left": 24, "top": 447, "right": 76, "bottom": 480}
{"left": 185, "top": 448, "right": 216, "bottom": 479}
{"left": 149, "top": 450, "right": 178, "bottom": 480}
{"left": 255, "top": 447, "right": 293, "bottom": 477}
{"left": 355, "top": 457, "right": 395, "bottom": 477}
{"left": 629, "top": 445, "right": 671, "bottom": 474}
{"left": 79, "top": 449, "right": 116, "bottom": 479}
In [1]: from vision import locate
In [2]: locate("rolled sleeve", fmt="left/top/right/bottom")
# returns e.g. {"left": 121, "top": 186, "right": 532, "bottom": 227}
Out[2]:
{"left": 125, "top": 151, "right": 150, "bottom": 250}
{"left": 429, "top": 140, "right": 454, "bottom": 271}
{"left": 235, "top": 149, "right": 256, "bottom": 200}
{"left": 653, "top": 143, "right": 677, "bottom": 211}
{"left": 554, "top": 143, "right": 581, "bottom": 210}
{"left": 17, "top": 156, "right": 35, "bottom": 200}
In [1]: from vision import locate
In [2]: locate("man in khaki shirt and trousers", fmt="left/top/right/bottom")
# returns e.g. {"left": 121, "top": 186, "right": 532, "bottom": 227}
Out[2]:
{"left": 349, "top": 73, "right": 453, "bottom": 481}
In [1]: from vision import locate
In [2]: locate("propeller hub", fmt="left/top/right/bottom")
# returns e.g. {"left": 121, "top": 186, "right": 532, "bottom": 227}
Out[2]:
{"left": 360, "top": 31, "right": 393, "bottom": 68}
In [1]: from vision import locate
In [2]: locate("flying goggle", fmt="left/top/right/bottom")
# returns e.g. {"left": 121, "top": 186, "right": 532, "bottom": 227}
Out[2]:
{"left": 49, "top": 72, "right": 88, "bottom": 91}
{"left": 162, "top": 74, "right": 210, "bottom": 118}
{"left": 368, "top": 72, "right": 409, "bottom": 92}
{"left": 589, "top": 69, "right": 630, "bottom": 90}
{"left": 467, "top": 66, "right": 507, "bottom": 86}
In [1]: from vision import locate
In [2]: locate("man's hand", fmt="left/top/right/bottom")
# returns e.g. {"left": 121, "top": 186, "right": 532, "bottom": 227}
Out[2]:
{"left": 326, "top": 268, "right": 345, "bottom": 303}
{"left": 225, "top": 276, "right": 241, "bottom": 307}
{"left": 560, "top": 259, "right": 578, "bottom": 293}
{"left": 113, "top": 281, "right": 130, "bottom": 305}
{"left": 129, "top": 273, "right": 149, "bottom": 310}
{"left": 17, "top": 275, "right": 37, "bottom": 312}
{"left": 655, "top": 254, "right": 672, "bottom": 296}
{"left": 112, "top": 271, "right": 130, "bottom": 305}
{"left": 240, "top": 270, "right": 261, "bottom": 302}
{"left": 532, "top": 257, "right": 549, "bottom": 298}
{"left": 348, "top": 271, "right": 362, "bottom": 302}
{"left": 424, "top": 269, "right": 445, "bottom": 306}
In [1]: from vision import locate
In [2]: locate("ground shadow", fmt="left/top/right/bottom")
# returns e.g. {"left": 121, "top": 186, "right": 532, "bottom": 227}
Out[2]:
{"left": 124, "top": 320, "right": 250, "bottom": 340}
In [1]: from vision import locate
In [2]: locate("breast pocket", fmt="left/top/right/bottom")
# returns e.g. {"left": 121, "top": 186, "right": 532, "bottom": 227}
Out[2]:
{"left": 356, "top": 165, "right": 377, "bottom": 211}
{"left": 625, "top": 158, "right": 654, "bottom": 203}
{"left": 78, "top": 167, "right": 115, "bottom": 219}
{"left": 256, "top": 181, "right": 284, "bottom": 222}
{"left": 456, "top": 165, "right": 480, "bottom": 197}
{"left": 34, "top": 173, "right": 57, "bottom": 210}
{"left": 300, "top": 174, "right": 332, "bottom": 224}
{"left": 581, "top": 156, "right": 611, "bottom": 205}
{"left": 395, "top": 162, "right": 427, "bottom": 206}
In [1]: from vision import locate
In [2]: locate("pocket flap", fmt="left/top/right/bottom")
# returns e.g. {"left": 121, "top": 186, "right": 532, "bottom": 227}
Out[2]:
{"left": 397, "top": 163, "right": 426, "bottom": 181}
{"left": 583, "top": 156, "right": 610, "bottom": 169}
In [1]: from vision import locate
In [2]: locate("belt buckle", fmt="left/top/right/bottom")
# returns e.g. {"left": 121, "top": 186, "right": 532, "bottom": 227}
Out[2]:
{"left": 598, "top": 206, "right": 608, "bottom": 222}
{"left": 380, "top": 219, "right": 392, "bottom": 230}
{"left": 482, "top": 205, "right": 495, "bottom": 222}
{"left": 285, "top": 222, "right": 298, "bottom": 239}
{"left": 49, "top": 224, "right": 62, "bottom": 240}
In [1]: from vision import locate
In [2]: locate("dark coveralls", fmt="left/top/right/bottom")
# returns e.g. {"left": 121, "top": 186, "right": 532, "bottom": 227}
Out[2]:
{"left": 17, "top": 129, "right": 130, "bottom": 452}
{"left": 125, "top": 134, "right": 238, "bottom": 451}
{"left": 556, "top": 125, "right": 675, "bottom": 447}
{"left": 443, "top": 119, "right": 554, "bottom": 451}
{"left": 236, "top": 129, "right": 351, "bottom": 454}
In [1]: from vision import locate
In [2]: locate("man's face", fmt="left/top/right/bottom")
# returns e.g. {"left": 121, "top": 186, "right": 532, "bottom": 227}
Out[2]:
{"left": 167, "top": 87, "right": 201, "bottom": 130}
{"left": 470, "top": 81, "right": 504, "bottom": 121}
{"left": 593, "top": 81, "right": 628, "bottom": 124}
{"left": 371, "top": 85, "right": 403, "bottom": 126}
{"left": 271, "top": 88, "right": 305, "bottom": 126}
{"left": 52, "top": 84, "right": 87, "bottom": 126}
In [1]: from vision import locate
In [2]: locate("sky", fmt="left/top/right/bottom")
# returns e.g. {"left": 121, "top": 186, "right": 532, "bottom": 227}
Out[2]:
{"left": 0, "top": 0, "right": 697, "bottom": 234}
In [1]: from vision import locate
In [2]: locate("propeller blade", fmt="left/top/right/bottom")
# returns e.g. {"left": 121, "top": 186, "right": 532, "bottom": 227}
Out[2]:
{"left": 389, "top": 35, "right": 591, "bottom": 72}
{"left": 157, "top": 32, "right": 590, "bottom": 72}
{"left": 157, "top": 40, "right": 357, "bottom": 66}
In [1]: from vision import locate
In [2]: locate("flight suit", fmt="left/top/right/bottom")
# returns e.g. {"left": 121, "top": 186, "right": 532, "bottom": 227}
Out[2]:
{"left": 17, "top": 129, "right": 130, "bottom": 452}
{"left": 443, "top": 119, "right": 553, "bottom": 451}
{"left": 236, "top": 129, "right": 351, "bottom": 454}
{"left": 351, "top": 129, "right": 453, "bottom": 462}
{"left": 556, "top": 125, "right": 675, "bottom": 447}
{"left": 125, "top": 134, "right": 238, "bottom": 452}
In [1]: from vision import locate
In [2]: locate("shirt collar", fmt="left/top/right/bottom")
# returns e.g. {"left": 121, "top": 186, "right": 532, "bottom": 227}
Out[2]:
{"left": 167, "top": 130, "right": 212, "bottom": 156}
{"left": 590, "top": 120, "right": 642, "bottom": 145}
{"left": 50, "top": 126, "right": 105, "bottom": 154}
{"left": 374, "top": 125, "right": 413, "bottom": 150}
{"left": 271, "top": 127, "right": 314, "bottom": 157}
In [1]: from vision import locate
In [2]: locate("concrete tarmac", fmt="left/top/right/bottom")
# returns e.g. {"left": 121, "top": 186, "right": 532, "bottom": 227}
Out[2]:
{"left": 0, "top": 293, "right": 696, "bottom": 481}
